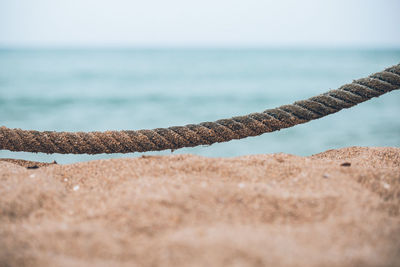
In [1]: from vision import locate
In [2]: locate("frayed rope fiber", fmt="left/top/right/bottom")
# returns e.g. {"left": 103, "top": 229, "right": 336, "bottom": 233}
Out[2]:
{"left": 1, "top": 64, "right": 399, "bottom": 154}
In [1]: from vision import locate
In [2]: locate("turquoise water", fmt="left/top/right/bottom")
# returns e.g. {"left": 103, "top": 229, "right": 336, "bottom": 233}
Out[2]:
{"left": 0, "top": 49, "right": 399, "bottom": 163}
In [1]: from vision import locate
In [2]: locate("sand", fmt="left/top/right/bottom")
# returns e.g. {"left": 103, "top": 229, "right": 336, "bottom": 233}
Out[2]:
{"left": 1, "top": 146, "right": 399, "bottom": 267}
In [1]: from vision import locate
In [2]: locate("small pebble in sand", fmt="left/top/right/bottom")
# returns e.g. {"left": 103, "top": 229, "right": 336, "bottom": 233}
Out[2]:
{"left": 73, "top": 185, "right": 80, "bottom": 191}
{"left": 238, "top": 183, "right": 245, "bottom": 188}
{"left": 30, "top": 174, "right": 35, "bottom": 179}
{"left": 323, "top": 174, "right": 329, "bottom": 179}
{"left": 27, "top": 165, "right": 39, "bottom": 169}
{"left": 382, "top": 182, "right": 390, "bottom": 190}
{"left": 64, "top": 178, "right": 68, "bottom": 182}
{"left": 341, "top": 162, "right": 351, "bottom": 167}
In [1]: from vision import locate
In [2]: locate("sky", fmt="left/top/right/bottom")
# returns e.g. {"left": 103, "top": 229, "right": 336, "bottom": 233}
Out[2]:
{"left": 0, "top": 0, "right": 399, "bottom": 48}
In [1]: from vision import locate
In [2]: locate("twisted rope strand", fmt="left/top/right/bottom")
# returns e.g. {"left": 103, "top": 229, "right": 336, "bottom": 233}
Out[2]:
{"left": 1, "top": 64, "right": 399, "bottom": 154}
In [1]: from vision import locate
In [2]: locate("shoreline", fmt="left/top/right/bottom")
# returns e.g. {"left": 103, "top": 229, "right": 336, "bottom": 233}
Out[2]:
{"left": 1, "top": 146, "right": 399, "bottom": 266}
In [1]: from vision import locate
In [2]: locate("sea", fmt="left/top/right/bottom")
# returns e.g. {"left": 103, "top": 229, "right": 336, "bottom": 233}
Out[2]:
{"left": 0, "top": 48, "right": 399, "bottom": 163}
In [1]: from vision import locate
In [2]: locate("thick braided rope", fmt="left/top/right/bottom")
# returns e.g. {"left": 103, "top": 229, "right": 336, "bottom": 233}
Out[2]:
{"left": 1, "top": 64, "right": 399, "bottom": 154}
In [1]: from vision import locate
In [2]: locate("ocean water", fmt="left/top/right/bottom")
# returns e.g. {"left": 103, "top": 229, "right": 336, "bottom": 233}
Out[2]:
{"left": 0, "top": 48, "right": 399, "bottom": 163}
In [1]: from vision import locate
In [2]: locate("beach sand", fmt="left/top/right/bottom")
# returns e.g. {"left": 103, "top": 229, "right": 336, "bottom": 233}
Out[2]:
{"left": 1, "top": 146, "right": 399, "bottom": 267}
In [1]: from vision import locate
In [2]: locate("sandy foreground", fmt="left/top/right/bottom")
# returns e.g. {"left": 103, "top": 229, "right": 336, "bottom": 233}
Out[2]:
{"left": 0, "top": 147, "right": 399, "bottom": 267}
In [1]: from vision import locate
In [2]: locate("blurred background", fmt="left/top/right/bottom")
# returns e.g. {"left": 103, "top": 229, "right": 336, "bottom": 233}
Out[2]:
{"left": 0, "top": 0, "right": 399, "bottom": 163}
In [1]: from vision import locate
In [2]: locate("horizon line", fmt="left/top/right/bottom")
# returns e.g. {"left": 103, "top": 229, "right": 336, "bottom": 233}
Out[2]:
{"left": 1, "top": 44, "right": 400, "bottom": 51}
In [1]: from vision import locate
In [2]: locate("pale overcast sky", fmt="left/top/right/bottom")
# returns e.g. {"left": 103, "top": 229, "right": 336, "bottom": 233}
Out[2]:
{"left": 0, "top": 0, "right": 399, "bottom": 47}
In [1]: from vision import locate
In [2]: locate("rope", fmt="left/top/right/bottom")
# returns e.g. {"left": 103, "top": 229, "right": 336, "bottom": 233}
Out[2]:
{"left": 1, "top": 64, "right": 399, "bottom": 155}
